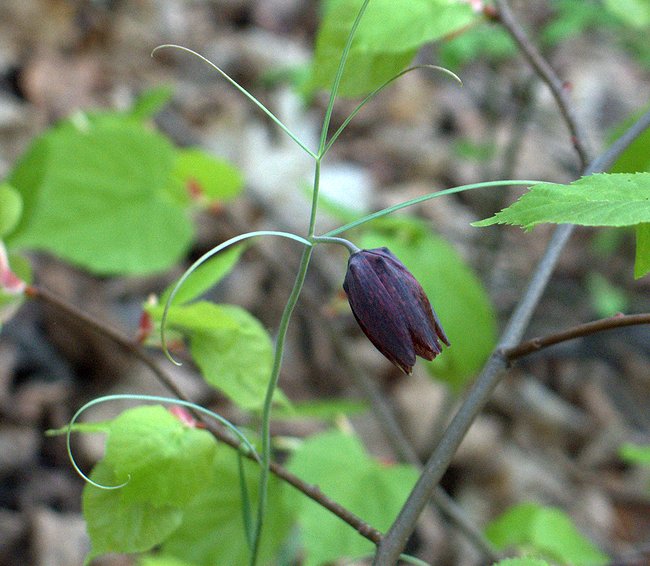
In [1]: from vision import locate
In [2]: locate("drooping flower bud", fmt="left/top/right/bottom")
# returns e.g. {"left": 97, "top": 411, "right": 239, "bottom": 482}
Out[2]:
{"left": 343, "top": 247, "right": 449, "bottom": 374}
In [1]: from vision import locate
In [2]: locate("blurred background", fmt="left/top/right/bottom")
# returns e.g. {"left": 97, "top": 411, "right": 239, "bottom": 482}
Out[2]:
{"left": 0, "top": 1, "right": 649, "bottom": 565}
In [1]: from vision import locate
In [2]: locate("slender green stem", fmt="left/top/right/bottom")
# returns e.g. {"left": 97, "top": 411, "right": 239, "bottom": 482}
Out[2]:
{"left": 152, "top": 45, "right": 317, "bottom": 159}
{"left": 66, "top": 394, "right": 259, "bottom": 490}
{"left": 321, "top": 179, "right": 543, "bottom": 237}
{"left": 312, "top": 235, "right": 360, "bottom": 253}
{"left": 321, "top": 65, "right": 461, "bottom": 158}
{"left": 308, "top": 158, "right": 323, "bottom": 237}
{"left": 318, "top": 0, "right": 372, "bottom": 155}
{"left": 250, "top": 246, "right": 313, "bottom": 566}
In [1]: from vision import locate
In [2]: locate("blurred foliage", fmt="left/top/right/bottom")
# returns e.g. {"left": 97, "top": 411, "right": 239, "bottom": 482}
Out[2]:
{"left": 485, "top": 502, "right": 609, "bottom": 566}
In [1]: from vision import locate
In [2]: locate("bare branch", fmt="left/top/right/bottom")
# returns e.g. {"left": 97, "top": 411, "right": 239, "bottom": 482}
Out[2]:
{"left": 493, "top": 0, "right": 591, "bottom": 169}
{"left": 504, "top": 313, "right": 650, "bottom": 361}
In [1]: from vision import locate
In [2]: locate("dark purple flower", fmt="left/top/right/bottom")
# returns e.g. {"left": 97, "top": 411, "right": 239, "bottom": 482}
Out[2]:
{"left": 343, "top": 247, "right": 449, "bottom": 374}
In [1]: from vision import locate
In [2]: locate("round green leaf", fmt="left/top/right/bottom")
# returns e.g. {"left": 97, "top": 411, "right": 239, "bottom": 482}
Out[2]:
{"left": 7, "top": 118, "right": 193, "bottom": 275}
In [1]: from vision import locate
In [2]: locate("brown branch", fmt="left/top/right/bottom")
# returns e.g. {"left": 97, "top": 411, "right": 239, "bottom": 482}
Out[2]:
{"left": 503, "top": 313, "right": 650, "bottom": 361}
{"left": 24, "top": 284, "right": 383, "bottom": 545}
{"left": 493, "top": 0, "right": 591, "bottom": 169}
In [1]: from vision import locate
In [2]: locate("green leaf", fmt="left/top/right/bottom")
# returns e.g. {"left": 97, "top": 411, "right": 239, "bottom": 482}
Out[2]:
{"left": 83, "top": 459, "right": 185, "bottom": 563}
{"left": 160, "top": 452, "right": 294, "bottom": 566}
{"left": 0, "top": 184, "right": 23, "bottom": 237}
{"left": 586, "top": 273, "right": 629, "bottom": 317}
{"left": 139, "top": 557, "right": 196, "bottom": 566}
{"left": 604, "top": 0, "right": 650, "bottom": 28}
{"left": 104, "top": 406, "right": 218, "bottom": 507}
{"left": 129, "top": 86, "right": 174, "bottom": 120}
{"left": 272, "top": 398, "right": 368, "bottom": 421}
{"left": 149, "top": 301, "right": 284, "bottom": 411}
{"left": 189, "top": 305, "right": 285, "bottom": 411}
{"left": 620, "top": 442, "right": 650, "bottom": 465}
{"left": 439, "top": 22, "right": 516, "bottom": 68}
{"left": 82, "top": 404, "right": 291, "bottom": 565}
{"left": 286, "top": 430, "right": 418, "bottom": 566}
{"left": 172, "top": 148, "right": 244, "bottom": 205}
{"left": 492, "top": 559, "right": 550, "bottom": 566}
{"left": 609, "top": 110, "right": 650, "bottom": 174}
{"left": 473, "top": 174, "right": 650, "bottom": 279}
{"left": 159, "top": 244, "right": 245, "bottom": 307}
{"left": 634, "top": 223, "right": 650, "bottom": 278}
{"left": 7, "top": 117, "right": 193, "bottom": 275}
{"left": 485, "top": 502, "right": 609, "bottom": 566}
{"left": 360, "top": 218, "right": 496, "bottom": 390}
{"left": 139, "top": 556, "right": 196, "bottom": 566}
{"left": 308, "top": 0, "right": 475, "bottom": 97}
{"left": 473, "top": 174, "right": 650, "bottom": 230}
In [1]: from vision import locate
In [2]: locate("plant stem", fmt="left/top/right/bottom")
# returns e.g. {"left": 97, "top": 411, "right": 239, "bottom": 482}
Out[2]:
{"left": 312, "top": 235, "right": 360, "bottom": 253}
{"left": 321, "top": 180, "right": 542, "bottom": 237}
{"left": 250, "top": 246, "right": 313, "bottom": 566}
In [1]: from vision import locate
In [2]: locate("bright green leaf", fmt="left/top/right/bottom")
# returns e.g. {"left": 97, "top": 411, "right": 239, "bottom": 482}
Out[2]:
{"left": 149, "top": 301, "right": 239, "bottom": 334}
{"left": 130, "top": 86, "right": 174, "bottom": 120}
{"left": 83, "top": 459, "right": 184, "bottom": 563}
{"left": 160, "top": 451, "right": 294, "bottom": 566}
{"left": 473, "top": 174, "right": 650, "bottom": 279}
{"left": 473, "top": 174, "right": 650, "bottom": 230}
{"left": 287, "top": 430, "right": 418, "bottom": 566}
{"left": 440, "top": 22, "right": 516, "bottom": 68}
{"left": 486, "top": 502, "right": 609, "bottom": 566}
{"left": 150, "top": 301, "right": 284, "bottom": 411}
{"left": 159, "top": 244, "right": 245, "bottom": 307}
{"left": 104, "top": 405, "right": 218, "bottom": 507}
{"left": 139, "top": 556, "right": 196, "bottom": 566}
{"left": 272, "top": 398, "right": 368, "bottom": 421}
{"left": 0, "top": 184, "right": 22, "bottom": 237}
{"left": 7, "top": 117, "right": 193, "bottom": 275}
{"left": 361, "top": 219, "right": 496, "bottom": 390}
{"left": 634, "top": 223, "right": 650, "bottom": 278}
{"left": 610, "top": 112, "right": 650, "bottom": 174}
{"left": 189, "top": 305, "right": 285, "bottom": 411}
{"left": 173, "top": 148, "right": 244, "bottom": 205}
{"left": 492, "top": 559, "right": 550, "bottom": 566}
{"left": 308, "top": 0, "right": 475, "bottom": 97}
{"left": 604, "top": 0, "right": 650, "bottom": 28}
{"left": 82, "top": 405, "right": 291, "bottom": 565}
{"left": 620, "top": 442, "right": 650, "bottom": 465}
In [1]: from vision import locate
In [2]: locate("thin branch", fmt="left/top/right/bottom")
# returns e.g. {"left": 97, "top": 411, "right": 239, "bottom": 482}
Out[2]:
{"left": 374, "top": 100, "right": 650, "bottom": 564}
{"left": 24, "top": 284, "right": 383, "bottom": 545}
{"left": 493, "top": 0, "right": 591, "bottom": 169}
{"left": 504, "top": 313, "right": 650, "bottom": 361}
